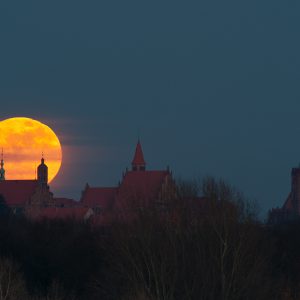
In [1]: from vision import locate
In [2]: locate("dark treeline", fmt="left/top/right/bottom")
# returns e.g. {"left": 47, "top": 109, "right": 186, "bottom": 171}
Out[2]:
{"left": 0, "top": 178, "right": 300, "bottom": 299}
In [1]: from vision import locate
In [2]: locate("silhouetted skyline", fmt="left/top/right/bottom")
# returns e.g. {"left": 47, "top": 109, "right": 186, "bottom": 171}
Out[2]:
{"left": 1, "top": 1, "right": 300, "bottom": 216}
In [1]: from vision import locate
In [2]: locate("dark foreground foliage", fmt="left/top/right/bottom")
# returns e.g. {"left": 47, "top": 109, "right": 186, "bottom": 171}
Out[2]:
{"left": 0, "top": 178, "right": 299, "bottom": 299}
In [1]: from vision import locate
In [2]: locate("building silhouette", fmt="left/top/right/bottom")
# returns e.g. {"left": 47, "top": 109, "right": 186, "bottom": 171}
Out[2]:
{"left": 37, "top": 155, "right": 48, "bottom": 185}
{"left": 269, "top": 165, "right": 300, "bottom": 223}
{"left": 0, "top": 141, "right": 177, "bottom": 223}
{"left": 0, "top": 155, "right": 55, "bottom": 214}
{"left": 81, "top": 140, "right": 177, "bottom": 224}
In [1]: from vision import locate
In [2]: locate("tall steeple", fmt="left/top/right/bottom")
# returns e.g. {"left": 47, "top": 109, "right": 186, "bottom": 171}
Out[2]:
{"left": 0, "top": 148, "right": 5, "bottom": 181}
{"left": 37, "top": 153, "right": 48, "bottom": 185}
{"left": 131, "top": 140, "right": 146, "bottom": 171}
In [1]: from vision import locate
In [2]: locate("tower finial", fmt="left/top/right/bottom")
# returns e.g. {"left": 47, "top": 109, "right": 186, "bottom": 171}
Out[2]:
{"left": 41, "top": 151, "right": 45, "bottom": 164}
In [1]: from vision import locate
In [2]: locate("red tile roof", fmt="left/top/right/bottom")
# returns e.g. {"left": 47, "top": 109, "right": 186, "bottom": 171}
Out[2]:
{"left": 116, "top": 170, "right": 169, "bottom": 208}
{"left": 0, "top": 180, "right": 39, "bottom": 206}
{"left": 81, "top": 187, "right": 117, "bottom": 208}
{"left": 132, "top": 141, "right": 146, "bottom": 165}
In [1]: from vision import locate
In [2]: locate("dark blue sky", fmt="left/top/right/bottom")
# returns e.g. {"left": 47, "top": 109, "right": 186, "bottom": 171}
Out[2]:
{"left": 1, "top": 1, "right": 300, "bottom": 217}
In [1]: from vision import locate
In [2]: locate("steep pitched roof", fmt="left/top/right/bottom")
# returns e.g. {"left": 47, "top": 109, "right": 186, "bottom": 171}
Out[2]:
{"left": 81, "top": 187, "right": 117, "bottom": 209}
{"left": 0, "top": 180, "right": 39, "bottom": 206}
{"left": 116, "top": 170, "right": 169, "bottom": 208}
{"left": 132, "top": 141, "right": 146, "bottom": 166}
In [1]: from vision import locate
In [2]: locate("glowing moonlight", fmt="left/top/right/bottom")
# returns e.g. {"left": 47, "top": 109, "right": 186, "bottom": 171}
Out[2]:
{"left": 0, "top": 117, "right": 62, "bottom": 183}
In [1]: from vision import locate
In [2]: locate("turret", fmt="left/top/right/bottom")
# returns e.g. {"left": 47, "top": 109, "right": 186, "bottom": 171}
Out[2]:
{"left": 37, "top": 155, "right": 48, "bottom": 185}
{"left": 131, "top": 140, "right": 146, "bottom": 171}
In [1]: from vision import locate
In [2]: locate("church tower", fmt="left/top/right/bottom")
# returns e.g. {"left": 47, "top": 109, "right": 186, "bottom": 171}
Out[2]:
{"left": 0, "top": 149, "right": 5, "bottom": 181}
{"left": 131, "top": 140, "right": 146, "bottom": 171}
{"left": 37, "top": 155, "right": 48, "bottom": 185}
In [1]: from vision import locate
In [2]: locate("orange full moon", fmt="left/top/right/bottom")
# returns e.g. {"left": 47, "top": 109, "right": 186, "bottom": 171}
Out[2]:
{"left": 0, "top": 117, "right": 62, "bottom": 183}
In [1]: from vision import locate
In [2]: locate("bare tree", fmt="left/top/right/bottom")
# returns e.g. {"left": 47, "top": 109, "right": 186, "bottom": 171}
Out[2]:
{"left": 92, "top": 177, "right": 273, "bottom": 300}
{"left": 197, "top": 177, "right": 271, "bottom": 300}
{"left": 31, "top": 280, "right": 77, "bottom": 300}
{"left": 0, "top": 257, "right": 27, "bottom": 300}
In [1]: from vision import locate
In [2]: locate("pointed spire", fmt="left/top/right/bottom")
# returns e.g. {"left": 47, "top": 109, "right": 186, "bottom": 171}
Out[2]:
{"left": 131, "top": 140, "right": 146, "bottom": 171}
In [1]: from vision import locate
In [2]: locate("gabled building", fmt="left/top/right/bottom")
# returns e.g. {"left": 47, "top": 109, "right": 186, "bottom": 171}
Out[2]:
{"left": 0, "top": 153, "right": 94, "bottom": 222}
{"left": 0, "top": 156, "right": 54, "bottom": 214}
{"left": 81, "top": 140, "right": 177, "bottom": 224}
{"left": 81, "top": 185, "right": 117, "bottom": 214}
{"left": 0, "top": 141, "right": 177, "bottom": 224}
